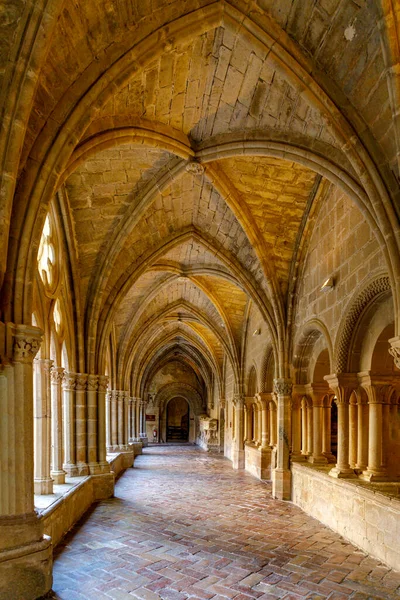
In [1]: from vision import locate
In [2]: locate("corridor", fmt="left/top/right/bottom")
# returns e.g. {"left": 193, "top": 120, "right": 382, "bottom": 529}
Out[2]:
{"left": 51, "top": 447, "right": 400, "bottom": 600}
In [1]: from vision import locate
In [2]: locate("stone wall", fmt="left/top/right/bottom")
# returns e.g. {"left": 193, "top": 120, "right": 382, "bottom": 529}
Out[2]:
{"left": 292, "top": 463, "right": 400, "bottom": 572}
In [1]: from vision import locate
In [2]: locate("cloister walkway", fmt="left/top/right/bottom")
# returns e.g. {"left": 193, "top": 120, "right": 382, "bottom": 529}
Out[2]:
{"left": 51, "top": 446, "right": 400, "bottom": 600}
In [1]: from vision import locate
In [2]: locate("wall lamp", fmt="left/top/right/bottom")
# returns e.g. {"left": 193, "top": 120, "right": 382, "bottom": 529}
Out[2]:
{"left": 320, "top": 277, "right": 334, "bottom": 292}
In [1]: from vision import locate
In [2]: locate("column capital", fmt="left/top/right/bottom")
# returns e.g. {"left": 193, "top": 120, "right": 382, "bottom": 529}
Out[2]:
{"left": 389, "top": 336, "right": 400, "bottom": 369}
{"left": 75, "top": 373, "right": 88, "bottom": 391}
{"left": 358, "top": 371, "right": 394, "bottom": 404}
{"left": 87, "top": 374, "right": 99, "bottom": 392}
{"left": 12, "top": 324, "right": 43, "bottom": 363}
{"left": 324, "top": 373, "right": 358, "bottom": 403}
{"left": 233, "top": 393, "right": 245, "bottom": 407}
{"left": 98, "top": 375, "right": 109, "bottom": 392}
{"left": 219, "top": 398, "right": 226, "bottom": 409}
{"left": 50, "top": 366, "right": 64, "bottom": 384}
{"left": 273, "top": 378, "right": 292, "bottom": 397}
{"left": 256, "top": 392, "right": 273, "bottom": 408}
{"left": 62, "top": 371, "right": 78, "bottom": 390}
{"left": 305, "top": 382, "right": 330, "bottom": 406}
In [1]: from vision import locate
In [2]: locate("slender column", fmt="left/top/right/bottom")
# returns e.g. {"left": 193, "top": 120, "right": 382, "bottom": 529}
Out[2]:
{"left": 98, "top": 376, "right": 110, "bottom": 470}
{"left": 50, "top": 366, "right": 66, "bottom": 484}
{"left": 62, "top": 372, "right": 78, "bottom": 476}
{"left": 128, "top": 397, "right": 133, "bottom": 443}
{"left": 356, "top": 392, "right": 369, "bottom": 471}
{"left": 359, "top": 372, "right": 392, "bottom": 481}
{"left": 325, "top": 374, "right": 357, "bottom": 478}
{"left": 0, "top": 324, "right": 52, "bottom": 597}
{"left": 259, "top": 394, "right": 270, "bottom": 448}
{"left": 135, "top": 398, "right": 141, "bottom": 441}
{"left": 232, "top": 394, "right": 245, "bottom": 468}
{"left": 322, "top": 399, "right": 336, "bottom": 462}
{"left": 33, "top": 358, "right": 54, "bottom": 494}
{"left": 349, "top": 395, "right": 358, "bottom": 469}
{"left": 123, "top": 392, "right": 129, "bottom": 449}
{"left": 87, "top": 375, "right": 98, "bottom": 471}
{"left": 301, "top": 398, "right": 308, "bottom": 455}
{"left": 117, "top": 391, "right": 124, "bottom": 449}
{"left": 243, "top": 405, "right": 249, "bottom": 442}
{"left": 106, "top": 390, "right": 112, "bottom": 451}
{"left": 269, "top": 401, "right": 277, "bottom": 446}
{"left": 306, "top": 384, "right": 328, "bottom": 464}
{"left": 111, "top": 390, "right": 118, "bottom": 450}
{"left": 256, "top": 405, "right": 262, "bottom": 445}
{"left": 306, "top": 401, "right": 313, "bottom": 456}
{"left": 272, "top": 379, "right": 292, "bottom": 500}
{"left": 75, "top": 373, "right": 89, "bottom": 475}
{"left": 290, "top": 393, "right": 304, "bottom": 462}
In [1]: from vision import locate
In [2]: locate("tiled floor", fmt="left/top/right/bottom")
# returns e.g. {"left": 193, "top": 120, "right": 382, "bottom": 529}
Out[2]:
{"left": 50, "top": 446, "right": 400, "bottom": 599}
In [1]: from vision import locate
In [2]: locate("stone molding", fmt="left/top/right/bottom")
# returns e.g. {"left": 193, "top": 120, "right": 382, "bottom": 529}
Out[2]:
{"left": 185, "top": 159, "right": 204, "bottom": 175}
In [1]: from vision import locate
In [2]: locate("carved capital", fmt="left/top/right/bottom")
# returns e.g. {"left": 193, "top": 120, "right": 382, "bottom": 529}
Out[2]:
{"left": 389, "top": 336, "right": 400, "bottom": 369}
{"left": 219, "top": 398, "right": 226, "bottom": 409}
{"left": 87, "top": 374, "right": 98, "bottom": 392}
{"left": 324, "top": 373, "right": 358, "bottom": 404}
{"left": 13, "top": 325, "right": 43, "bottom": 363}
{"left": 50, "top": 366, "right": 64, "bottom": 384}
{"left": 98, "top": 375, "right": 109, "bottom": 392}
{"left": 62, "top": 372, "right": 77, "bottom": 391}
{"left": 273, "top": 378, "right": 292, "bottom": 397}
{"left": 75, "top": 373, "right": 88, "bottom": 391}
{"left": 233, "top": 393, "right": 245, "bottom": 407}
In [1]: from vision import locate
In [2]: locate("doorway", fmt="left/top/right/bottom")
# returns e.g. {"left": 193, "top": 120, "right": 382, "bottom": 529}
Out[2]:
{"left": 166, "top": 397, "right": 189, "bottom": 442}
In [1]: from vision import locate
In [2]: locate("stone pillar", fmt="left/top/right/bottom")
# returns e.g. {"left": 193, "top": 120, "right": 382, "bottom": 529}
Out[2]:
{"left": 98, "top": 376, "right": 110, "bottom": 471}
{"left": 0, "top": 323, "right": 52, "bottom": 598}
{"left": 128, "top": 397, "right": 133, "bottom": 443}
{"left": 301, "top": 397, "right": 308, "bottom": 455}
{"left": 243, "top": 404, "right": 249, "bottom": 442}
{"left": 50, "top": 366, "right": 66, "bottom": 484}
{"left": 359, "top": 372, "right": 392, "bottom": 481}
{"left": 306, "top": 384, "right": 328, "bottom": 464}
{"left": 219, "top": 398, "right": 225, "bottom": 452}
{"left": 140, "top": 399, "right": 148, "bottom": 445}
{"left": 349, "top": 394, "right": 358, "bottom": 469}
{"left": 290, "top": 392, "right": 304, "bottom": 462}
{"left": 325, "top": 374, "right": 357, "bottom": 478}
{"left": 356, "top": 390, "right": 369, "bottom": 471}
{"left": 259, "top": 393, "right": 270, "bottom": 448}
{"left": 306, "top": 400, "right": 313, "bottom": 456}
{"left": 33, "top": 358, "right": 54, "bottom": 494}
{"left": 269, "top": 400, "right": 277, "bottom": 446}
{"left": 111, "top": 390, "right": 118, "bottom": 450}
{"left": 75, "top": 373, "right": 89, "bottom": 475}
{"left": 123, "top": 391, "right": 129, "bottom": 449}
{"left": 232, "top": 394, "right": 245, "bottom": 469}
{"left": 87, "top": 375, "right": 99, "bottom": 472}
{"left": 135, "top": 397, "right": 141, "bottom": 441}
{"left": 106, "top": 389, "right": 112, "bottom": 451}
{"left": 62, "top": 372, "right": 78, "bottom": 476}
{"left": 272, "top": 379, "right": 292, "bottom": 500}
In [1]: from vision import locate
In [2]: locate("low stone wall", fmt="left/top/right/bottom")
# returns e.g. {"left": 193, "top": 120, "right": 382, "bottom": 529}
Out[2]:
{"left": 109, "top": 450, "right": 134, "bottom": 478}
{"left": 291, "top": 463, "right": 400, "bottom": 571}
{"left": 245, "top": 444, "right": 272, "bottom": 480}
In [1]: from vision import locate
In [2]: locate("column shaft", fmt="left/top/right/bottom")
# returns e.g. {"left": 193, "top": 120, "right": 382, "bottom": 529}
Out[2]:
{"left": 75, "top": 374, "right": 89, "bottom": 475}
{"left": 33, "top": 358, "right": 53, "bottom": 494}
{"left": 50, "top": 367, "right": 65, "bottom": 484}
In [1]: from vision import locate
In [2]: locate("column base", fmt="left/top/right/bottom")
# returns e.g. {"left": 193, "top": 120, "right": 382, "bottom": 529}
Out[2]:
{"left": 76, "top": 463, "right": 90, "bottom": 476}
{"left": 329, "top": 466, "right": 356, "bottom": 478}
{"left": 91, "top": 472, "right": 115, "bottom": 501}
{"left": 272, "top": 468, "right": 291, "bottom": 500}
{"left": 50, "top": 470, "right": 66, "bottom": 484}
{"left": 359, "top": 469, "right": 390, "bottom": 482}
{"left": 323, "top": 452, "right": 337, "bottom": 464}
{"left": 34, "top": 477, "right": 54, "bottom": 495}
{"left": 63, "top": 464, "right": 79, "bottom": 477}
{"left": 290, "top": 452, "right": 307, "bottom": 463}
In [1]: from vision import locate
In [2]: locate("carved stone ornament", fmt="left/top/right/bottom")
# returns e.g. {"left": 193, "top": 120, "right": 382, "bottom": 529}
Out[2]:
{"left": 75, "top": 373, "right": 88, "bottom": 391}
{"left": 232, "top": 393, "right": 245, "bottom": 406}
{"left": 185, "top": 160, "right": 204, "bottom": 175}
{"left": 273, "top": 378, "right": 293, "bottom": 397}
{"left": 389, "top": 346, "right": 400, "bottom": 369}
{"left": 62, "top": 372, "right": 77, "bottom": 390}
{"left": 50, "top": 366, "right": 64, "bottom": 384}
{"left": 87, "top": 374, "right": 99, "bottom": 392}
{"left": 98, "top": 375, "right": 109, "bottom": 392}
{"left": 13, "top": 335, "right": 42, "bottom": 363}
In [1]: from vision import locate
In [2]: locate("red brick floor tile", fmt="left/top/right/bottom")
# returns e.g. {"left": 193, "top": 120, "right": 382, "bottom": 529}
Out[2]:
{"left": 51, "top": 447, "right": 400, "bottom": 600}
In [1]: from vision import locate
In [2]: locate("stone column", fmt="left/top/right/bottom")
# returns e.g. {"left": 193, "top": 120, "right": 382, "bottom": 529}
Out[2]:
{"left": 259, "top": 393, "right": 270, "bottom": 448}
{"left": 62, "top": 372, "right": 78, "bottom": 476}
{"left": 306, "top": 384, "right": 328, "bottom": 464}
{"left": 301, "top": 397, "right": 308, "bottom": 455}
{"left": 0, "top": 323, "right": 52, "bottom": 597}
{"left": 349, "top": 394, "right": 358, "bottom": 469}
{"left": 106, "top": 389, "right": 112, "bottom": 451}
{"left": 232, "top": 394, "right": 245, "bottom": 469}
{"left": 322, "top": 397, "right": 335, "bottom": 462}
{"left": 87, "top": 375, "right": 99, "bottom": 472}
{"left": 290, "top": 392, "right": 304, "bottom": 462}
{"left": 117, "top": 391, "right": 124, "bottom": 449}
{"left": 111, "top": 390, "right": 118, "bottom": 450}
{"left": 272, "top": 379, "right": 292, "bottom": 500}
{"left": 123, "top": 391, "right": 130, "bottom": 449}
{"left": 50, "top": 366, "right": 66, "bottom": 484}
{"left": 219, "top": 398, "right": 225, "bottom": 452}
{"left": 135, "top": 397, "right": 141, "bottom": 441}
{"left": 269, "top": 400, "right": 277, "bottom": 446}
{"left": 33, "top": 358, "right": 54, "bottom": 494}
{"left": 356, "top": 390, "right": 369, "bottom": 472}
{"left": 306, "top": 400, "right": 313, "bottom": 456}
{"left": 128, "top": 397, "right": 133, "bottom": 443}
{"left": 243, "top": 404, "right": 249, "bottom": 442}
{"left": 325, "top": 374, "right": 357, "bottom": 478}
{"left": 75, "top": 373, "right": 89, "bottom": 475}
{"left": 359, "top": 372, "right": 392, "bottom": 481}
{"left": 98, "top": 376, "right": 110, "bottom": 471}
{"left": 140, "top": 399, "right": 148, "bottom": 445}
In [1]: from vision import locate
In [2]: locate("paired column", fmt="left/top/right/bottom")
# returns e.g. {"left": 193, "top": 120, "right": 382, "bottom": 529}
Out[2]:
{"left": 50, "top": 366, "right": 66, "bottom": 484}
{"left": 33, "top": 358, "right": 54, "bottom": 494}
{"left": 325, "top": 374, "right": 357, "bottom": 478}
{"left": 62, "top": 372, "right": 78, "bottom": 476}
{"left": 0, "top": 323, "right": 52, "bottom": 597}
{"left": 272, "top": 379, "right": 292, "bottom": 500}
{"left": 258, "top": 393, "right": 271, "bottom": 449}
{"left": 290, "top": 391, "right": 304, "bottom": 462}
{"left": 139, "top": 399, "right": 148, "bottom": 441}
{"left": 232, "top": 394, "right": 245, "bottom": 469}
{"left": 305, "top": 383, "right": 329, "bottom": 464}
